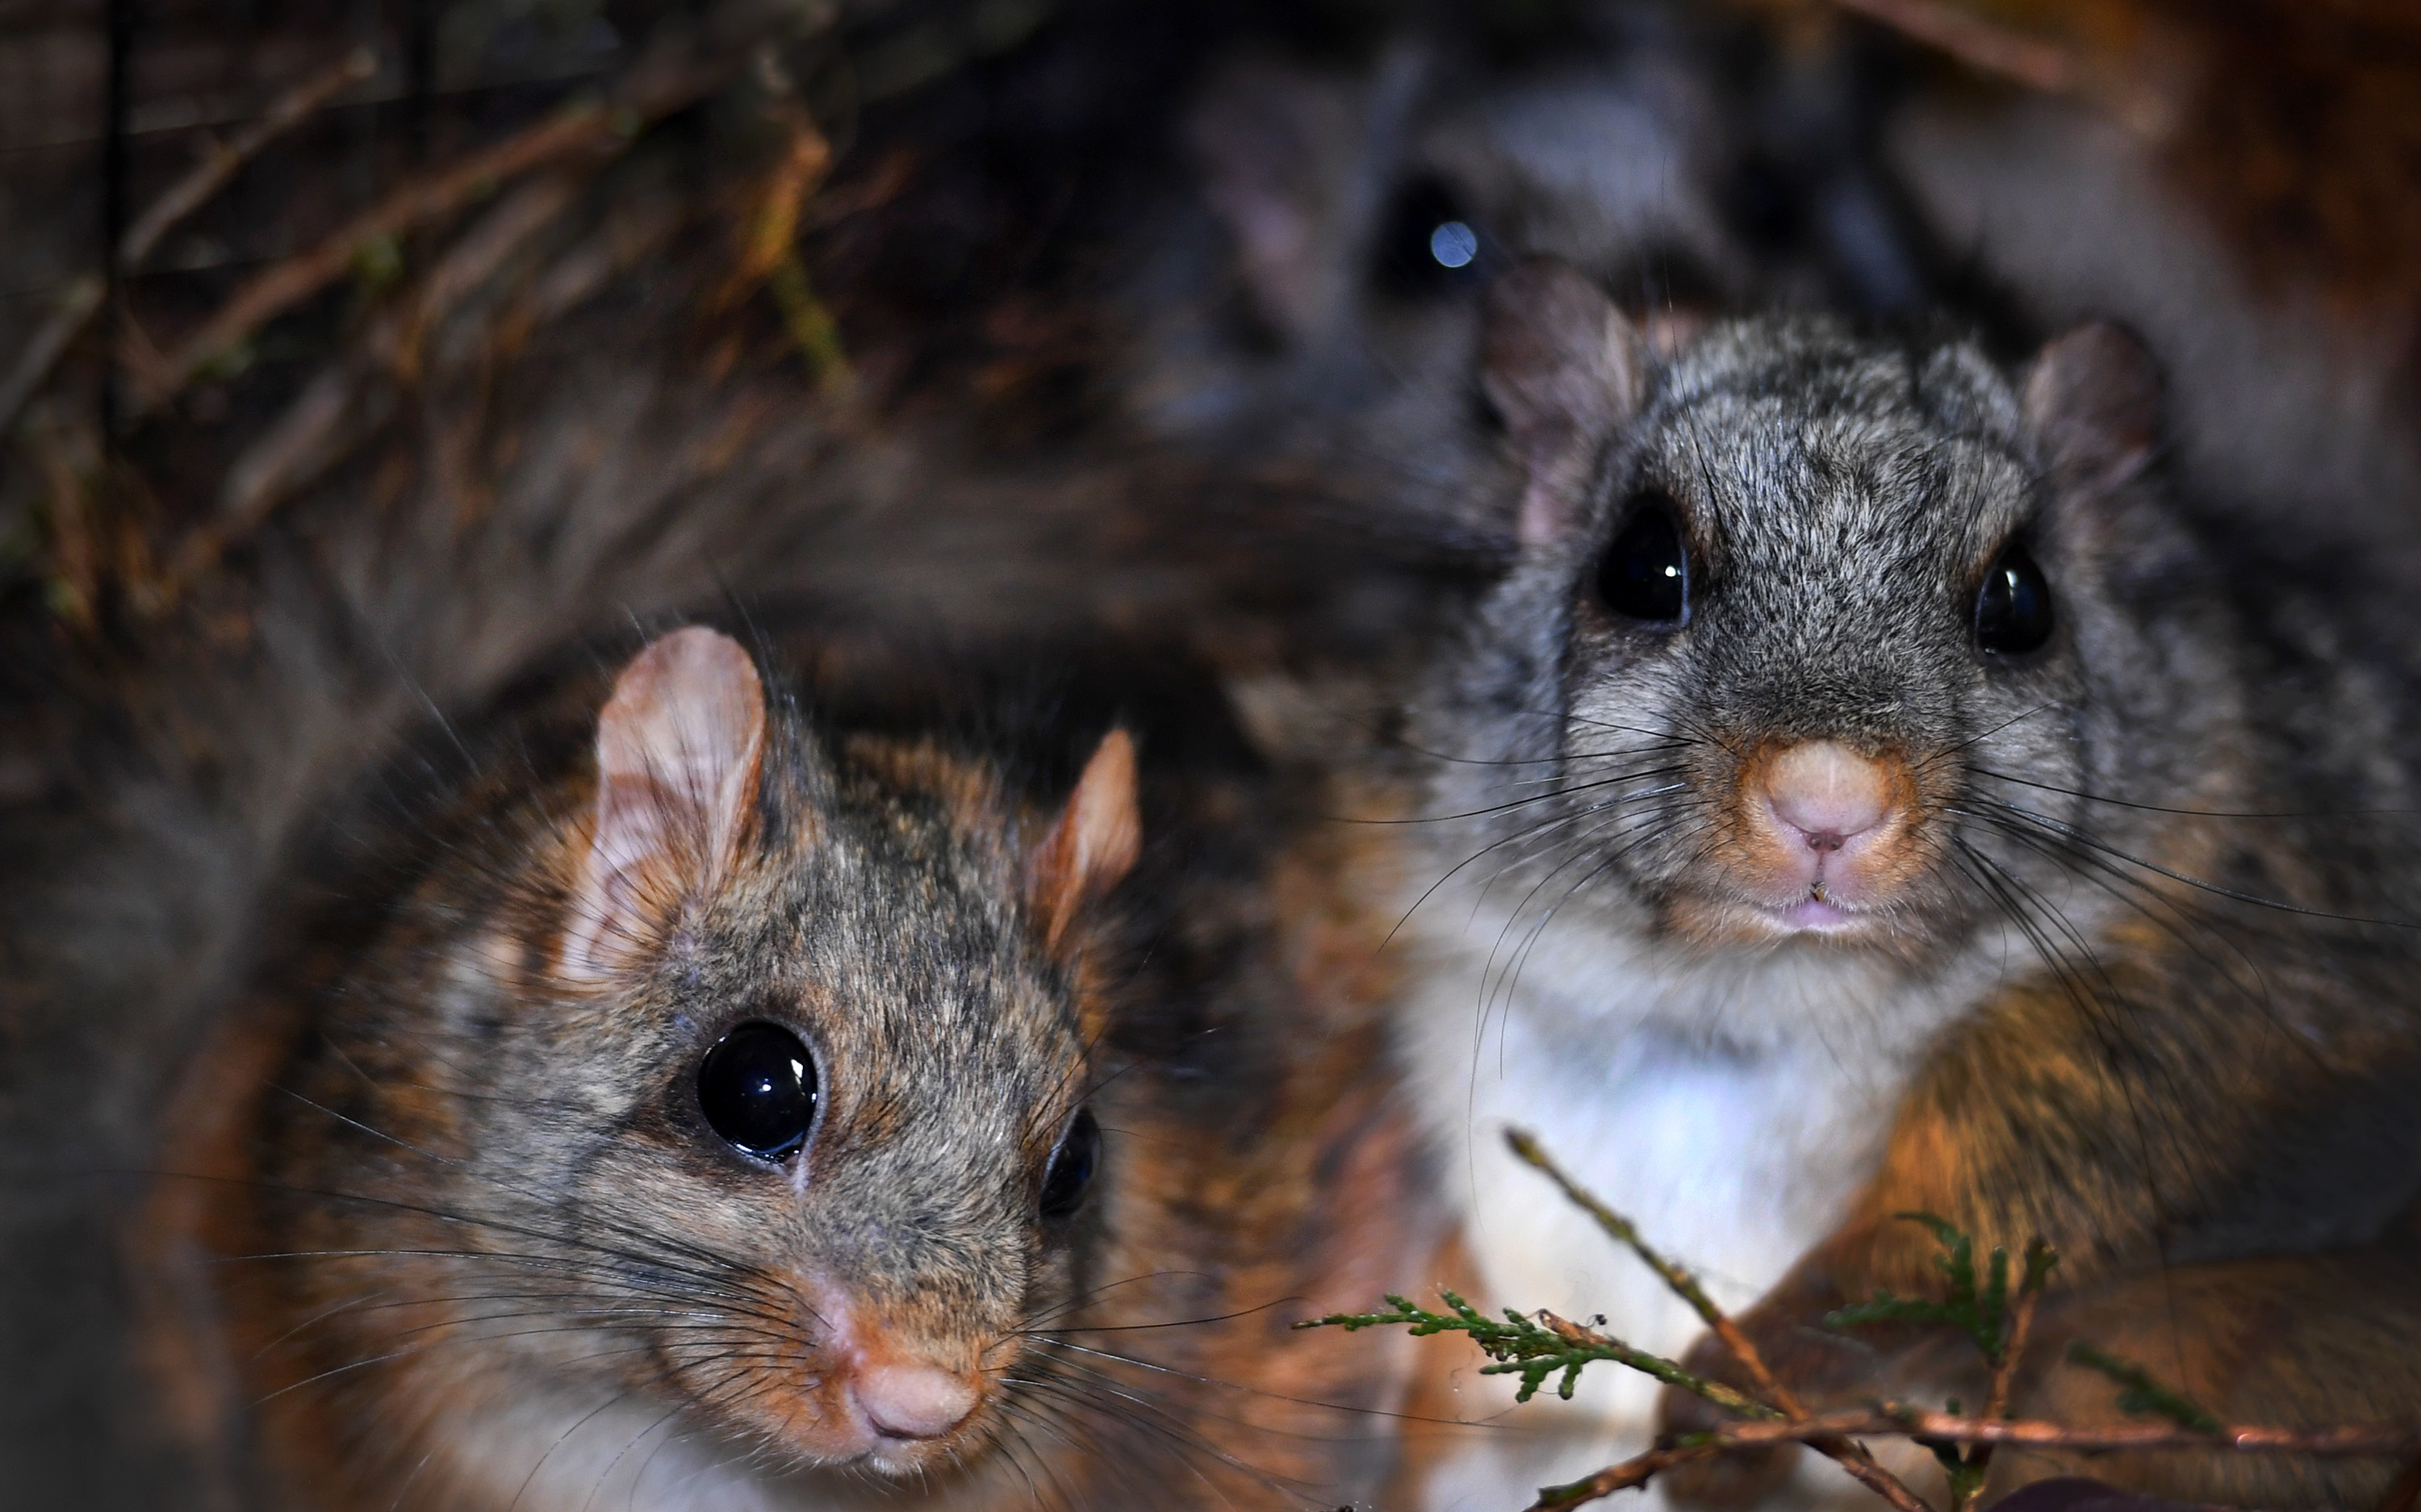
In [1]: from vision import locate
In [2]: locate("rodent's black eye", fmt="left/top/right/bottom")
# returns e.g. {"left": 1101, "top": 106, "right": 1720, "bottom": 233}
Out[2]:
{"left": 697, "top": 1022, "right": 818, "bottom": 1162}
{"left": 1374, "top": 175, "right": 1485, "bottom": 299}
{"left": 1039, "top": 1108, "right": 1100, "bottom": 1221}
{"left": 1596, "top": 498, "right": 1690, "bottom": 626}
{"left": 1974, "top": 544, "right": 2055, "bottom": 658}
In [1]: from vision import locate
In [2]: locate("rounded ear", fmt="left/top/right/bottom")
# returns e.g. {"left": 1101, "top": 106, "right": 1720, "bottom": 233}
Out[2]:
{"left": 1482, "top": 258, "right": 1648, "bottom": 548}
{"left": 1027, "top": 729, "right": 1141, "bottom": 957}
{"left": 561, "top": 627, "right": 767, "bottom": 982}
{"left": 1187, "top": 60, "right": 1365, "bottom": 348}
{"left": 2021, "top": 322, "right": 2164, "bottom": 494}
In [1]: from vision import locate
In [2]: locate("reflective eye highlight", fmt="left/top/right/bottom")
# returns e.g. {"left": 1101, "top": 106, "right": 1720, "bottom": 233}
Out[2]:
{"left": 697, "top": 1022, "right": 818, "bottom": 1161}
{"left": 1975, "top": 545, "right": 2055, "bottom": 657}
{"left": 1596, "top": 499, "right": 1689, "bottom": 626}
{"left": 1428, "top": 221, "right": 1478, "bottom": 269}
{"left": 1375, "top": 177, "right": 1485, "bottom": 297}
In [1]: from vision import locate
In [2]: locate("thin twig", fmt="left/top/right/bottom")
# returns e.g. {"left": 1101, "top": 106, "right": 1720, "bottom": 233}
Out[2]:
{"left": 1693, "top": 1406, "right": 2411, "bottom": 1458}
{"left": 1943, "top": 1236, "right": 2055, "bottom": 1511}
{"left": 1528, "top": 1442, "right": 1720, "bottom": 1511}
{"left": 717, "top": 79, "right": 848, "bottom": 392}
{"left": 1303, "top": 1293, "right": 1782, "bottom": 1418}
{"left": 0, "top": 279, "right": 102, "bottom": 441}
{"left": 1530, "top": 1434, "right": 1932, "bottom": 1512}
{"left": 139, "top": 98, "right": 613, "bottom": 411}
{"left": 1529, "top": 1409, "right": 2420, "bottom": 1512}
{"left": 0, "top": 48, "right": 373, "bottom": 439}
{"left": 1821, "top": 0, "right": 2074, "bottom": 93}
{"left": 1981, "top": 1245, "right": 2047, "bottom": 1425}
{"left": 136, "top": 8, "right": 829, "bottom": 415}
{"left": 1817, "top": 1439, "right": 1938, "bottom": 1512}
{"left": 198, "top": 170, "right": 583, "bottom": 556}
{"left": 1507, "top": 1130, "right": 1792, "bottom": 1409}
{"left": 1508, "top": 1128, "right": 1924, "bottom": 1510}
{"left": 119, "top": 48, "right": 377, "bottom": 269}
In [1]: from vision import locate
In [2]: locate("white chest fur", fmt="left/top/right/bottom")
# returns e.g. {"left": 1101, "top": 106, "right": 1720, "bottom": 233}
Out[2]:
{"left": 437, "top": 1388, "right": 867, "bottom": 1512}
{"left": 1396, "top": 906, "right": 1944, "bottom": 1512}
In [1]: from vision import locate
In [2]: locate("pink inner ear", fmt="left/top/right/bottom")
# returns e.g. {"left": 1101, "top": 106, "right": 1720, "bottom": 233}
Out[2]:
{"left": 1028, "top": 729, "right": 1142, "bottom": 955}
{"left": 2022, "top": 322, "right": 2163, "bottom": 491}
{"left": 1188, "top": 61, "right": 1361, "bottom": 345}
{"left": 1481, "top": 259, "right": 1646, "bottom": 548}
{"left": 561, "top": 628, "right": 767, "bottom": 981}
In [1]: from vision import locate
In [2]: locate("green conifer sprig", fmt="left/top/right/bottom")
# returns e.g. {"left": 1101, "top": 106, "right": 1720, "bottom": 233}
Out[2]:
{"left": 1823, "top": 1213, "right": 2059, "bottom": 1367}
{"left": 1297, "top": 1292, "right": 1779, "bottom": 1415}
{"left": 1305, "top": 1137, "right": 2374, "bottom": 1512}
{"left": 2066, "top": 1343, "right": 2226, "bottom": 1435}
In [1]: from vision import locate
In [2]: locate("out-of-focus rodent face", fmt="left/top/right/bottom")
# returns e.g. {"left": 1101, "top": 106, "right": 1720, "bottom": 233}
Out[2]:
{"left": 1123, "top": 31, "right": 1762, "bottom": 548}
{"left": 1437, "top": 262, "right": 2226, "bottom": 986}
{"left": 254, "top": 629, "right": 1139, "bottom": 1491}
{"left": 1132, "top": 17, "right": 1934, "bottom": 503}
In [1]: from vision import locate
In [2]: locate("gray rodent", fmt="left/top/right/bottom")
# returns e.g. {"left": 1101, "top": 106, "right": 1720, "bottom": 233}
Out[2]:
{"left": 142, "top": 625, "right": 1436, "bottom": 1511}
{"left": 1385, "top": 257, "right": 2421, "bottom": 1510}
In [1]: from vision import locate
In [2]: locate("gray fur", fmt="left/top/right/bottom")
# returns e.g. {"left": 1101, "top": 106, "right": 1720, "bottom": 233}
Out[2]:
{"left": 1393, "top": 291, "right": 2421, "bottom": 1506}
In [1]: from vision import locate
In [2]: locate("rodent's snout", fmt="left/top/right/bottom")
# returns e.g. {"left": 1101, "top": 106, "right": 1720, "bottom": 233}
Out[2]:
{"left": 1762, "top": 741, "right": 1892, "bottom": 853}
{"left": 1728, "top": 739, "right": 1920, "bottom": 930}
{"left": 741, "top": 1275, "right": 992, "bottom": 1470}
{"left": 851, "top": 1358, "right": 980, "bottom": 1441}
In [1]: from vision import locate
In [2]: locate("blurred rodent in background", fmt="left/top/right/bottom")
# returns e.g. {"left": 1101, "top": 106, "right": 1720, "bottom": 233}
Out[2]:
{"left": 1132, "top": 1, "right": 2421, "bottom": 568}
{"left": 140, "top": 624, "right": 1439, "bottom": 1510}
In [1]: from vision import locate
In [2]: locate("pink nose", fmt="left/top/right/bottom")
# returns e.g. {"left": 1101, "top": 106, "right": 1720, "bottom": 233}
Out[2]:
{"left": 852, "top": 1361, "right": 977, "bottom": 1441}
{"left": 1762, "top": 741, "right": 1892, "bottom": 850}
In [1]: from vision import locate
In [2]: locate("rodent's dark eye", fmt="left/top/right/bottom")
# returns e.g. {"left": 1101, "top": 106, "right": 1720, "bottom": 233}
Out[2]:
{"left": 697, "top": 1022, "right": 818, "bottom": 1162}
{"left": 1039, "top": 1108, "right": 1100, "bottom": 1221}
{"left": 1374, "top": 175, "right": 1485, "bottom": 299}
{"left": 1596, "top": 498, "right": 1690, "bottom": 626}
{"left": 1975, "top": 543, "right": 2055, "bottom": 658}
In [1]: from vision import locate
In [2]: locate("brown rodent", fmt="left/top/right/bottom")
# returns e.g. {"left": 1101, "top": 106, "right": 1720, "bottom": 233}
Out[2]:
{"left": 144, "top": 625, "right": 1436, "bottom": 1511}
{"left": 1385, "top": 257, "right": 2421, "bottom": 1510}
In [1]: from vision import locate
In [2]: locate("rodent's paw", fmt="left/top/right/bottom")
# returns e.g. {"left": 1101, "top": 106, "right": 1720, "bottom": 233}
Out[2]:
{"left": 1657, "top": 1290, "right": 2000, "bottom": 1510}
{"left": 1655, "top": 1289, "right": 1934, "bottom": 1510}
{"left": 1656, "top": 1436, "right": 1797, "bottom": 1511}
{"left": 1654, "top": 1324, "right": 1803, "bottom": 1509}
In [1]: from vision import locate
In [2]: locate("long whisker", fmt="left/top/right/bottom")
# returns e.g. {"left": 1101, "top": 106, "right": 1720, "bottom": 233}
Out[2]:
{"left": 1917, "top": 704, "right": 2063, "bottom": 767}
{"left": 1477, "top": 804, "right": 1681, "bottom": 1028}
{"left": 1382, "top": 764, "right": 1689, "bottom": 946}
{"left": 1014, "top": 1362, "right": 1348, "bottom": 1506}
{"left": 1970, "top": 794, "right": 2421, "bottom": 929}
{"left": 1957, "top": 808, "right": 2273, "bottom": 1009}
{"left": 1357, "top": 762, "right": 1695, "bottom": 829}
{"left": 1968, "top": 766, "right": 2421, "bottom": 821}
{"left": 1949, "top": 838, "right": 2192, "bottom": 1225}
